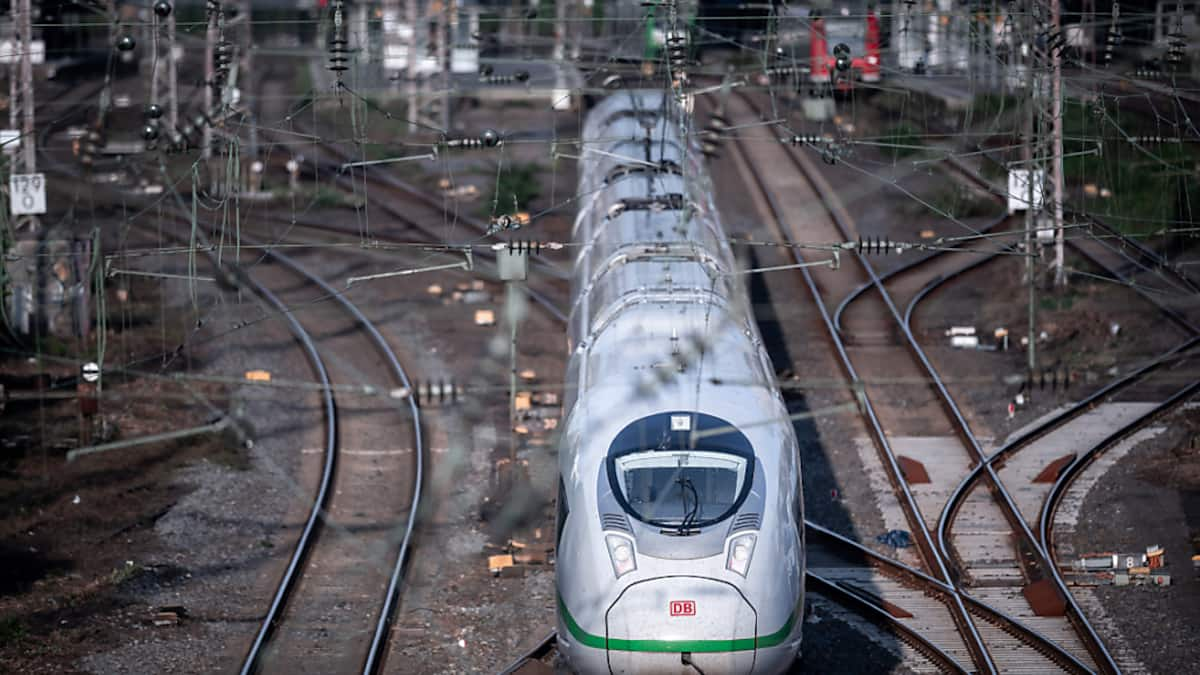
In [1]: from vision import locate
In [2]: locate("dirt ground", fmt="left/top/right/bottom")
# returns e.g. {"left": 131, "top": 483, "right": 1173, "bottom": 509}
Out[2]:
{"left": 0, "top": 277, "right": 236, "bottom": 673}
{"left": 914, "top": 248, "right": 1189, "bottom": 443}
{"left": 1069, "top": 404, "right": 1200, "bottom": 674}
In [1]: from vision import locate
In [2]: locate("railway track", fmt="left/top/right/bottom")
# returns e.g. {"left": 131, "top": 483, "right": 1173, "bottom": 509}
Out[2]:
{"left": 812, "top": 117, "right": 1200, "bottom": 673}
{"left": 234, "top": 243, "right": 424, "bottom": 675}
{"left": 718, "top": 88, "right": 1130, "bottom": 673}
{"left": 40, "top": 106, "right": 428, "bottom": 669}
{"left": 882, "top": 140, "right": 1200, "bottom": 675}
{"left": 100, "top": 191, "right": 427, "bottom": 672}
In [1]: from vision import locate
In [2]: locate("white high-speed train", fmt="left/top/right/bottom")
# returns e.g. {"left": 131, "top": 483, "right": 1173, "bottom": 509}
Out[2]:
{"left": 555, "top": 91, "right": 805, "bottom": 675}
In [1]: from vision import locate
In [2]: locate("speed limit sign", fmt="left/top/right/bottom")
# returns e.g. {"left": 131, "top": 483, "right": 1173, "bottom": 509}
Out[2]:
{"left": 10, "top": 173, "right": 46, "bottom": 216}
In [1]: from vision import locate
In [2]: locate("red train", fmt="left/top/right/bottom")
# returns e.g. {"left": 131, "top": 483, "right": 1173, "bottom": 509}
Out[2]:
{"left": 808, "top": 6, "right": 882, "bottom": 87}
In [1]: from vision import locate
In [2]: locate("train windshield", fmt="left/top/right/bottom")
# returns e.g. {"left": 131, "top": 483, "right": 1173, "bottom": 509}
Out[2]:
{"left": 824, "top": 18, "right": 866, "bottom": 53}
{"left": 614, "top": 450, "right": 748, "bottom": 529}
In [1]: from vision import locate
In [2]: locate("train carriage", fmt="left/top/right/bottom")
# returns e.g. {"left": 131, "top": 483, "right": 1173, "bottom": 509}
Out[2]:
{"left": 556, "top": 92, "right": 805, "bottom": 674}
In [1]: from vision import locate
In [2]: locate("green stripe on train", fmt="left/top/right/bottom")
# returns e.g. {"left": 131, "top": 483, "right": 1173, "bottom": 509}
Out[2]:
{"left": 557, "top": 594, "right": 796, "bottom": 653}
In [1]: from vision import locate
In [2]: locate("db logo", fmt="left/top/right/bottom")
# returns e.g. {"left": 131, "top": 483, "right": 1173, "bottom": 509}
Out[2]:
{"left": 669, "top": 600, "right": 696, "bottom": 617}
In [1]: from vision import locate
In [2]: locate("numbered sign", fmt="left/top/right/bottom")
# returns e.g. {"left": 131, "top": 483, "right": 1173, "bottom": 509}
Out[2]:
{"left": 10, "top": 173, "right": 46, "bottom": 215}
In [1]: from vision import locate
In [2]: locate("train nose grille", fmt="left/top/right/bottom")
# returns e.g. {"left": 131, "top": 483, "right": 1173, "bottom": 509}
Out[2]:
{"left": 601, "top": 513, "right": 633, "bottom": 534}
{"left": 605, "top": 576, "right": 757, "bottom": 674}
{"left": 730, "top": 512, "right": 761, "bottom": 532}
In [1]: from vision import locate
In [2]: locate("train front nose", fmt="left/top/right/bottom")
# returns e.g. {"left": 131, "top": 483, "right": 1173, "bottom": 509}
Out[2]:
{"left": 605, "top": 576, "right": 757, "bottom": 675}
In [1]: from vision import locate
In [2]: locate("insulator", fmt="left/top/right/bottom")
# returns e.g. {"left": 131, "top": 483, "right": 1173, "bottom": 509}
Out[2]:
{"left": 1025, "top": 368, "right": 1072, "bottom": 391}
{"left": 145, "top": 103, "right": 163, "bottom": 120}
{"left": 1165, "top": 31, "right": 1187, "bottom": 68}
{"left": 1129, "top": 135, "right": 1180, "bottom": 144}
{"left": 154, "top": 1, "right": 172, "bottom": 18}
{"left": 1103, "top": 1, "right": 1122, "bottom": 67}
{"left": 445, "top": 131, "right": 503, "bottom": 150}
{"left": 214, "top": 40, "right": 234, "bottom": 83}
{"left": 414, "top": 379, "right": 460, "bottom": 407}
{"left": 117, "top": 35, "right": 136, "bottom": 52}
{"left": 857, "top": 236, "right": 899, "bottom": 255}
{"left": 785, "top": 134, "right": 824, "bottom": 146}
{"left": 328, "top": 0, "right": 350, "bottom": 73}
{"left": 79, "top": 128, "right": 105, "bottom": 166}
{"left": 762, "top": 64, "right": 805, "bottom": 81}
{"left": 142, "top": 124, "right": 159, "bottom": 141}
{"left": 480, "top": 71, "right": 530, "bottom": 85}
{"left": 479, "top": 64, "right": 494, "bottom": 77}
{"left": 507, "top": 240, "right": 545, "bottom": 255}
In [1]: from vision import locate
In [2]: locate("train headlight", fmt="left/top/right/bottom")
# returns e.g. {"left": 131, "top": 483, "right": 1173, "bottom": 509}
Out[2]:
{"left": 867, "top": 55, "right": 879, "bottom": 66}
{"left": 726, "top": 533, "right": 757, "bottom": 577}
{"left": 605, "top": 534, "right": 637, "bottom": 578}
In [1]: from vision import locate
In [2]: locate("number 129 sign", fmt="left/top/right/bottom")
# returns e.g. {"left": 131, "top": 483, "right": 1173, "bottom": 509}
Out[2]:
{"left": 10, "top": 173, "right": 46, "bottom": 216}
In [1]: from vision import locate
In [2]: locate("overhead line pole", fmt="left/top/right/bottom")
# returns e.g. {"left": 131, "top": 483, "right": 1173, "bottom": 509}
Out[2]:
{"left": 1023, "top": 0, "right": 1037, "bottom": 376}
{"left": 203, "top": 1, "right": 221, "bottom": 161}
{"left": 405, "top": 0, "right": 419, "bottom": 132}
{"left": 1050, "top": 0, "right": 1065, "bottom": 286}
{"left": 13, "top": 0, "right": 35, "bottom": 177}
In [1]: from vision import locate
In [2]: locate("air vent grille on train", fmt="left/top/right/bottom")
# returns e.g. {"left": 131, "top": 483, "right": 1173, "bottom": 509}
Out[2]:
{"left": 600, "top": 513, "right": 633, "bottom": 534}
{"left": 731, "top": 513, "right": 762, "bottom": 532}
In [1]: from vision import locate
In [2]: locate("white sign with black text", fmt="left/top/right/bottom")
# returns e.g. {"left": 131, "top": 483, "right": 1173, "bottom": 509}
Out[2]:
{"left": 10, "top": 173, "right": 46, "bottom": 215}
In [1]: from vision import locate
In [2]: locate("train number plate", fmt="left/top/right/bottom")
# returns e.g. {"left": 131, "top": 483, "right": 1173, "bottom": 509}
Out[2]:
{"left": 669, "top": 600, "right": 696, "bottom": 617}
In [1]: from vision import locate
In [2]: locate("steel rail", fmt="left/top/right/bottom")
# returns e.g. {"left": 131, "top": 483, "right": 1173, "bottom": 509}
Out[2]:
{"left": 772, "top": 110, "right": 1124, "bottom": 675}
{"left": 261, "top": 249, "right": 426, "bottom": 675}
{"left": 926, "top": 305, "right": 1200, "bottom": 603}
{"left": 90, "top": 185, "right": 344, "bottom": 675}
{"left": 722, "top": 91, "right": 999, "bottom": 674}
{"left": 916, "top": 184, "right": 1200, "bottom": 610}
{"left": 39, "top": 62, "right": 426, "bottom": 675}
{"left": 807, "top": 521, "right": 1093, "bottom": 673}
{"left": 1037, "top": 377, "right": 1200, "bottom": 602}
{"left": 496, "top": 632, "right": 558, "bottom": 675}
{"left": 222, "top": 241, "right": 425, "bottom": 675}
{"left": 908, "top": 146, "right": 1200, "bottom": 583}
{"left": 832, "top": 212, "right": 1010, "bottom": 337}
{"left": 236, "top": 264, "right": 339, "bottom": 675}
{"left": 91, "top": 171, "right": 345, "bottom": 675}
{"left": 806, "top": 572, "right": 968, "bottom": 674}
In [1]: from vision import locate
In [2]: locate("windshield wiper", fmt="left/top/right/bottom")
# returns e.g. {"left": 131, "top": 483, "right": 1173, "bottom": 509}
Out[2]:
{"left": 676, "top": 477, "right": 700, "bottom": 534}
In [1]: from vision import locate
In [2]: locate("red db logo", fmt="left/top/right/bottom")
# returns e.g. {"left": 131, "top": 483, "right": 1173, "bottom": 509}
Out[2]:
{"left": 670, "top": 600, "right": 696, "bottom": 617}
